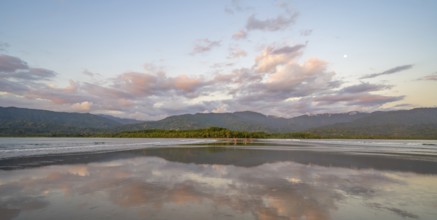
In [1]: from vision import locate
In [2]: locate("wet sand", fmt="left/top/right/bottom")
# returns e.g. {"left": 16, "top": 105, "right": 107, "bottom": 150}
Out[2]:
{"left": 1, "top": 139, "right": 436, "bottom": 220}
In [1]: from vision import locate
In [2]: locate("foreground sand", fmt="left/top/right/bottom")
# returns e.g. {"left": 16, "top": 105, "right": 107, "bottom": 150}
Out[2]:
{"left": 1, "top": 139, "right": 436, "bottom": 220}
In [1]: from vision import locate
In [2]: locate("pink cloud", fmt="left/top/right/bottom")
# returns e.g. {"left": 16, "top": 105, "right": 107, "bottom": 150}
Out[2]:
{"left": 232, "top": 30, "right": 248, "bottom": 40}
{"left": 115, "top": 72, "right": 158, "bottom": 96}
{"left": 1, "top": 43, "right": 405, "bottom": 120}
{"left": 255, "top": 45, "right": 304, "bottom": 73}
{"left": 172, "top": 75, "right": 205, "bottom": 93}
{"left": 419, "top": 72, "right": 437, "bottom": 81}
{"left": 114, "top": 71, "right": 206, "bottom": 96}
{"left": 266, "top": 58, "right": 334, "bottom": 93}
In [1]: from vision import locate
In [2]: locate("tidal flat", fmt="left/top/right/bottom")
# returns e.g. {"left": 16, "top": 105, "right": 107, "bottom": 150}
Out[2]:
{"left": 0, "top": 138, "right": 437, "bottom": 220}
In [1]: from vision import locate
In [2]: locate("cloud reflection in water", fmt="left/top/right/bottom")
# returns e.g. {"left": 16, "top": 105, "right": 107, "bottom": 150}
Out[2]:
{"left": 0, "top": 151, "right": 436, "bottom": 220}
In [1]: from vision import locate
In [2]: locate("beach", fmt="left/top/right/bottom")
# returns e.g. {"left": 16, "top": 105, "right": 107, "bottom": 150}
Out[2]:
{"left": 1, "top": 138, "right": 437, "bottom": 220}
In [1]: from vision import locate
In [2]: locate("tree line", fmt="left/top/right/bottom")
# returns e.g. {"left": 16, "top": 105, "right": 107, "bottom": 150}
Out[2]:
{"left": 104, "top": 127, "right": 321, "bottom": 139}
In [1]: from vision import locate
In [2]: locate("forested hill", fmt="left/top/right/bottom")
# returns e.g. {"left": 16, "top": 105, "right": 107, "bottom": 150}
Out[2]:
{"left": 98, "top": 114, "right": 143, "bottom": 125}
{"left": 125, "top": 111, "right": 368, "bottom": 133}
{"left": 1, "top": 106, "right": 437, "bottom": 139}
{"left": 125, "top": 111, "right": 292, "bottom": 132}
{"left": 310, "top": 108, "right": 437, "bottom": 139}
{"left": 0, "top": 107, "right": 128, "bottom": 135}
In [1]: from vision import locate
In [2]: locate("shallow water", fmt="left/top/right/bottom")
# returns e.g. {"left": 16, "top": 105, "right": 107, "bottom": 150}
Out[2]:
{"left": 0, "top": 138, "right": 436, "bottom": 220}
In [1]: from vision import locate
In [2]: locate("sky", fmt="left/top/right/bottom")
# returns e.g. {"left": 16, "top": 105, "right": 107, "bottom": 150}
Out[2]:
{"left": 1, "top": 0, "right": 436, "bottom": 120}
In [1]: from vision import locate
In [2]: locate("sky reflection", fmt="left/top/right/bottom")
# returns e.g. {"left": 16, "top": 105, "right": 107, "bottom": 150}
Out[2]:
{"left": 1, "top": 149, "right": 436, "bottom": 220}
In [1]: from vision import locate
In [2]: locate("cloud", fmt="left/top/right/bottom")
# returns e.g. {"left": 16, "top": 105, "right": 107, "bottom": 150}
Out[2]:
{"left": 224, "top": 0, "right": 250, "bottom": 14}
{"left": 0, "top": 54, "right": 28, "bottom": 72}
{"left": 71, "top": 101, "right": 93, "bottom": 112}
{"left": 254, "top": 44, "right": 305, "bottom": 73}
{"left": 0, "top": 55, "right": 56, "bottom": 80}
{"left": 214, "top": 67, "right": 261, "bottom": 84}
{"left": 172, "top": 75, "right": 206, "bottom": 92}
{"left": 230, "top": 2, "right": 297, "bottom": 42}
{"left": 82, "top": 82, "right": 131, "bottom": 100}
{"left": 419, "top": 72, "right": 437, "bottom": 81}
{"left": 246, "top": 13, "right": 298, "bottom": 32}
{"left": 61, "top": 80, "right": 79, "bottom": 93}
{"left": 265, "top": 58, "right": 335, "bottom": 93}
{"left": 20, "top": 68, "right": 57, "bottom": 80}
{"left": 228, "top": 47, "right": 247, "bottom": 59}
{"left": 315, "top": 94, "right": 404, "bottom": 106}
{"left": 26, "top": 87, "right": 84, "bottom": 105}
{"left": 361, "top": 64, "right": 413, "bottom": 79}
{"left": 1, "top": 45, "right": 402, "bottom": 120}
{"left": 217, "top": 49, "right": 401, "bottom": 116}
{"left": 232, "top": 30, "right": 248, "bottom": 40}
{"left": 113, "top": 71, "right": 206, "bottom": 96}
{"left": 0, "top": 80, "right": 29, "bottom": 94}
{"left": 83, "top": 69, "right": 102, "bottom": 78}
{"left": 114, "top": 71, "right": 161, "bottom": 96}
{"left": 340, "top": 83, "right": 392, "bottom": 94}
{"left": 272, "top": 44, "right": 306, "bottom": 54}
{"left": 0, "top": 151, "right": 417, "bottom": 220}
{"left": 300, "top": 29, "right": 313, "bottom": 36}
{"left": 191, "top": 39, "right": 221, "bottom": 55}
{"left": 3, "top": 68, "right": 57, "bottom": 81}
{"left": 211, "top": 44, "right": 344, "bottom": 117}
{"left": 0, "top": 56, "right": 211, "bottom": 119}
{"left": 367, "top": 203, "right": 419, "bottom": 219}
{"left": 0, "top": 70, "right": 84, "bottom": 109}
{"left": 306, "top": 82, "right": 402, "bottom": 112}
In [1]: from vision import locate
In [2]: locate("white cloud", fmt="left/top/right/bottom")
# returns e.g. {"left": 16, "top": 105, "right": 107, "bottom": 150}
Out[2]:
{"left": 72, "top": 101, "right": 93, "bottom": 112}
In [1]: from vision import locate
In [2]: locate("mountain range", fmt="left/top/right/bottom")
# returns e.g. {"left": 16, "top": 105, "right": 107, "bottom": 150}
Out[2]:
{"left": 124, "top": 111, "right": 369, "bottom": 133}
{"left": 1, "top": 106, "right": 436, "bottom": 138}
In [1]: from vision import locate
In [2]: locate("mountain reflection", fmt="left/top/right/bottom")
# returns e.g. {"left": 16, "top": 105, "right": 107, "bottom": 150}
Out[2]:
{"left": 0, "top": 149, "right": 436, "bottom": 220}
{"left": 3, "top": 146, "right": 437, "bottom": 175}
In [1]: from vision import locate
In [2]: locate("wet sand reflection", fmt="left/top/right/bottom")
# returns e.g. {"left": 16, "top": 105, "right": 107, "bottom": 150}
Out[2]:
{"left": 0, "top": 148, "right": 436, "bottom": 220}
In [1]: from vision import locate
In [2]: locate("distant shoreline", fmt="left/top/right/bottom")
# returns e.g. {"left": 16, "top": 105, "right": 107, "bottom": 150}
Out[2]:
{"left": 1, "top": 138, "right": 437, "bottom": 174}
{"left": 1, "top": 127, "right": 437, "bottom": 140}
